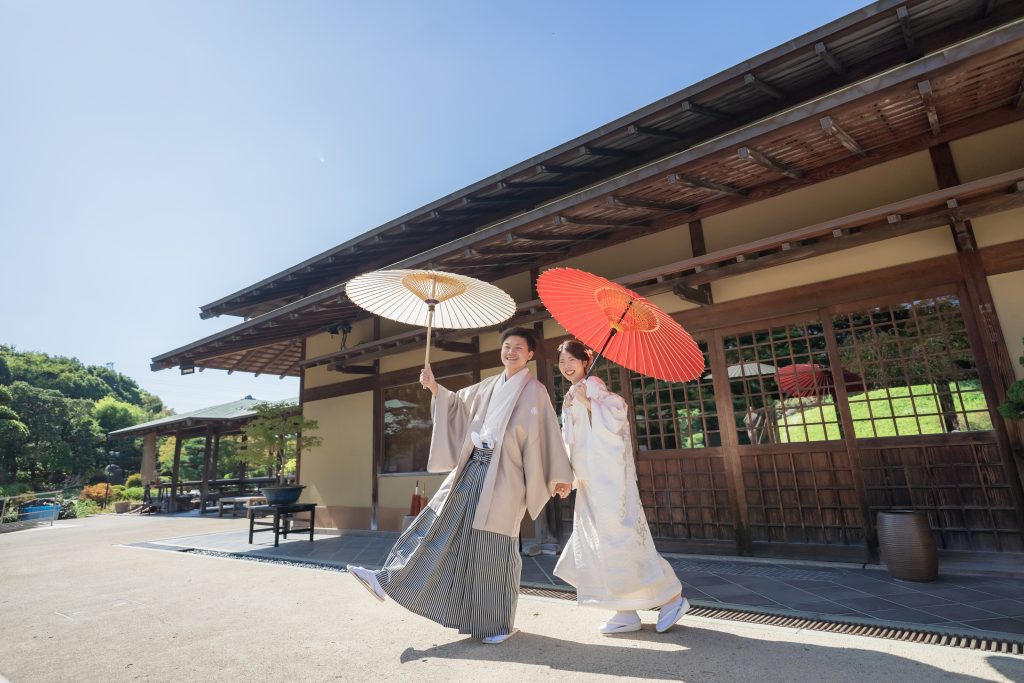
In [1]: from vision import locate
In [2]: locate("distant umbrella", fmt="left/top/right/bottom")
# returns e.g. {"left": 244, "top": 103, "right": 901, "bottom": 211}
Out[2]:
{"left": 704, "top": 362, "right": 776, "bottom": 380}
{"left": 776, "top": 363, "right": 865, "bottom": 398}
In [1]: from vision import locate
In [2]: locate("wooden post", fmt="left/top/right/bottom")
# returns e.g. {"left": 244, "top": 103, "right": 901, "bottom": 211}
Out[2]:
{"left": 371, "top": 318, "right": 381, "bottom": 531}
{"left": 689, "top": 219, "right": 713, "bottom": 304}
{"left": 929, "top": 144, "right": 1024, "bottom": 516}
{"left": 170, "top": 431, "right": 183, "bottom": 513}
{"left": 211, "top": 432, "right": 221, "bottom": 483}
{"left": 707, "top": 329, "right": 752, "bottom": 555}
{"left": 199, "top": 427, "right": 213, "bottom": 514}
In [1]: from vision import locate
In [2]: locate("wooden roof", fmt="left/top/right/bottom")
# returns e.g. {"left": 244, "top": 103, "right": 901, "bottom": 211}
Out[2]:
{"left": 198, "top": 0, "right": 1024, "bottom": 321}
{"left": 154, "top": 9, "right": 1024, "bottom": 378}
{"left": 108, "top": 397, "right": 300, "bottom": 439}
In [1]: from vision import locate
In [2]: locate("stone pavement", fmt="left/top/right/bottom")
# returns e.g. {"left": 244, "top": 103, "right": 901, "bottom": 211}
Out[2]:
{"left": 3, "top": 514, "right": 1023, "bottom": 683}
{"left": 143, "top": 522, "right": 1024, "bottom": 643}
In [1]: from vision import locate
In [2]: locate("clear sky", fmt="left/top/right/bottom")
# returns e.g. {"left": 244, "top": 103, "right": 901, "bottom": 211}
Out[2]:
{"left": 1, "top": 1, "right": 869, "bottom": 413}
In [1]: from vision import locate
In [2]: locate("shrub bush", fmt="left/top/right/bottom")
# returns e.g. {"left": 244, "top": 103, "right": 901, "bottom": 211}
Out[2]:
{"left": 79, "top": 483, "right": 112, "bottom": 505}
{"left": 124, "top": 486, "right": 145, "bottom": 501}
{"left": 0, "top": 483, "right": 31, "bottom": 497}
{"left": 125, "top": 473, "right": 143, "bottom": 488}
{"left": 74, "top": 499, "right": 99, "bottom": 518}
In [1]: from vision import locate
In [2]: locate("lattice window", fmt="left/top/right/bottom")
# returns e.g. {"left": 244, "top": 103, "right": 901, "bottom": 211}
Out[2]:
{"left": 381, "top": 372, "right": 473, "bottom": 474}
{"left": 722, "top": 322, "right": 842, "bottom": 444}
{"left": 631, "top": 341, "right": 717, "bottom": 451}
{"left": 832, "top": 295, "right": 991, "bottom": 437}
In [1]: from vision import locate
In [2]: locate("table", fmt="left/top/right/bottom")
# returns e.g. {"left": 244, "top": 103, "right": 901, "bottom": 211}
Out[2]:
{"left": 247, "top": 503, "right": 316, "bottom": 547}
{"left": 218, "top": 495, "right": 267, "bottom": 517}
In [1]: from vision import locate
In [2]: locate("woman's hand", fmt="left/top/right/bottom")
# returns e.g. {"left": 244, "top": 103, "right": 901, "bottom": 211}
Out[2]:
{"left": 420, "top": 364, "right": 438, "bottom": 396}
{"left": 570, "top": 381, "right": 592, "bottom": 412}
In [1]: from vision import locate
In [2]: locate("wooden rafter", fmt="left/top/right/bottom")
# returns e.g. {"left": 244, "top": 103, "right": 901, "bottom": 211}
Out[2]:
{"left": 820, "top": 116, "right": 866, "bottom": 157}
{"left": 1012, "top": 75, "right": 1024, "bottom": 109}
{"left": 554, "top": 214, "right": 651, "bottom": 228}
{"left": 226, "top": 347, "right": 264, "bottom": 375}
{"left": 627, "top": 124, "right": 686, "bottom": 141}
{"left": 814, "top": 42, "right": 845, "bottom": 76}
{"left": 253, "top": 339, "right": 301, "bottom": 377}
{"left": 497, "top": 180, "right": 564, "bottom": 190}
{"left": 535, "top": 164, "right": 595, "bottom": 175}
{"left": 680, "top": 100, "right": 729, "bottom": 120}
{"left": 744, "top": 73, "right": 785, "bottom": 100}
{"left": 578, "top": 145, "right": 633, "bottom": 159}
{"left": 607, "top": 195, "right": 695, "bottom": 213}
{"left": 737, "top": 146, "right": 804, "bottom": 179}
{"left": 509, "top": 231, "right": 603, "bottom": 243}
{"left": 667, "top": 172, "right": 748, "bottom": 198}
{"left": 897, "top": 6, "right": 916, "bottom": 55}
{"left": 918, "top": 80, "right": 941, "bottom": 135}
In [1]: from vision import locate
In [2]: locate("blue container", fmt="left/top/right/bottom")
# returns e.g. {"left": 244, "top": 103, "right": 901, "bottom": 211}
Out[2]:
{"left": 21, "top": 505, "right": 58, "bottom": 522}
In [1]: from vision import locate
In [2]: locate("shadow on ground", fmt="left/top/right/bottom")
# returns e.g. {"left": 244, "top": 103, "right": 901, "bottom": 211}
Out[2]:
{"left": 400, "top": 625, "right": 1024, "bottom": 682}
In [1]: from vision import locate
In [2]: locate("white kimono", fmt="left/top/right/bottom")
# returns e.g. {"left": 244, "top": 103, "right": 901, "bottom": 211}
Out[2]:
{"left": 553, "top": 376, "right": 682, "bottom": 610}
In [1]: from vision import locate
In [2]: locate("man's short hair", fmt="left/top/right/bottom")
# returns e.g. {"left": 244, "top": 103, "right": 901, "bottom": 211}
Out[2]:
{"left": 499, "top": 326, "right": 537, "bottom": 352}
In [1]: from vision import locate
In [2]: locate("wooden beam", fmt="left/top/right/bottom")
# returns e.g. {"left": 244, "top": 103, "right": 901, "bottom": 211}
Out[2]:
{"left": 737, "top": 146, "right": 804, "bottom": 179}
{"left": 474, "top": 246, "right": 556, "bottom": 256}
{"left": 743, "top": 73, "right": 785, "bottom": 100}
{"left": 814, "top": 41, "right": 845, "bottom": 76}
{"left": 226, "top": 347, "right": 263, "bottom": 375}
{"left": 820, "top": 116, "right": 866, "bottom": 157}
{"left": 327, "top": 363, "right": 377, "bottom": 374}
{"left": 432, "top": 339, "right": 479, "bottom": 355}
{"left": 460, "top": 196, "right": 532, "bottom": 206}
{"left": 667, "top": 173, "right": 748, "bottom": 198}
{"left": 510, "top": 231, "right": 603, "bottom": 243}
{"left": 680, "top": 100, "right": 729, "bottom": 120}
{"left": 497, "top": 180, "right": 565, "bottom": 190}
{"left": 627, "top": 124, "right": 686, "bottom": 141}
{"left": 251, "top": 340, "right": 299, "bottom": 377}
{"left": 1012, "top": 75, "right": 1024, "bottom": 109}
{"left": 535, "top": 164, "right": 595, "bottom": 175}
{"left": 554, "top": 214, "right": 652, "bottom": 228}
{"left": 607, "top": 195, "right": 696, "bottom": 213}
{"left": 672, "top": 282, "right": 712, "bottom": 306}
{"left": 918, "top": 80, "right": 941, "bottom": 135}
{"left": 897, "top": 6, "right": 916, "bottom": 56}
{"left": 578, "top": 145, "right": 633, "bottom": 159}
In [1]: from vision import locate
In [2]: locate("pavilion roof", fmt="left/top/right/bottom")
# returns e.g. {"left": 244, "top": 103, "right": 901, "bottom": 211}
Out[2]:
{"left": 108, "top": 397, "right": 299, "bottom": 439}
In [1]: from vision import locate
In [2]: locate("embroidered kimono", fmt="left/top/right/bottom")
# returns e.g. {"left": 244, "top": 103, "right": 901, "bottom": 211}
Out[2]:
{"left": 373, "top": 368, "right": 572, "bottom": 638}
{"left": 553, "top": 376, "right": 682, "bottom": 610}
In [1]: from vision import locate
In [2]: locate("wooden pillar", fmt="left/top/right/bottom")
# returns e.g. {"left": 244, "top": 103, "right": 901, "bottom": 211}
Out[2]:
{"left": 296, "top": 339, "right": 307, "bottom": 486}
{"left": 141, "top": 433, "right": 157, "bottom": 485}
{"left": 929, "top": 143, "right": 1024, "bottom": 517}
{"left": 689, "top": 219, "right": 714, "bottom": 304}
{"left": 211, "top": 433, "right": 221, "bottom": 482}
{"left": 199, "top": 426, "right": 213, "bottom": 514}
{"left": 170, "top": 431, "right": 183, "bottom": 512}
{"left": 371, "top": 318, "right": 381, "bottom": 531}
{"left": 708, "top": 329, "right": 751, "bottom": 555}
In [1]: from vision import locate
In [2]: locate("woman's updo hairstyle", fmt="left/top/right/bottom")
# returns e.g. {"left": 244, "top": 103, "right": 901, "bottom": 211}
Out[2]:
{"left": 557, "top": 339, "right": 593, "bottom": 371}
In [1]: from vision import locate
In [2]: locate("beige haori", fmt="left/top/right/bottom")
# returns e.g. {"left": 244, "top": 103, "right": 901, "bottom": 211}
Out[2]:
{"left": 427, "top": 368, "right": 573, "bottom": 538}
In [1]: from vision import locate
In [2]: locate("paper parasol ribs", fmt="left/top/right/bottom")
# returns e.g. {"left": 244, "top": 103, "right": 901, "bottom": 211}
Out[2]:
{"left": 536, "top": 268, "right": 704, "bottom": 383}
{"left": 345, "top": 269, "right": 516, "bottom": 366}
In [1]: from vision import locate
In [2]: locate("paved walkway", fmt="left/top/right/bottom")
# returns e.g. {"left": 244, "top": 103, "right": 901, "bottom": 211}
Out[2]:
{"left": 143, "top": 523, "right": 1024, "bottom": 643}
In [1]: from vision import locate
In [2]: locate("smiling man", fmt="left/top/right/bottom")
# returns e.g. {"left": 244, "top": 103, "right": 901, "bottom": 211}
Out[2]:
{"left": 348, "top": 326, "right": 573, "bottom": 644}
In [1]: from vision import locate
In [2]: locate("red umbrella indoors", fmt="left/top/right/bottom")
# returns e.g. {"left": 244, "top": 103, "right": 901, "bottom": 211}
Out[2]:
{"left": 775, "top": 363, "right": 865, "bottom": 398}
{"left": 536, "top": 268, "right": 705, "bottom": 383}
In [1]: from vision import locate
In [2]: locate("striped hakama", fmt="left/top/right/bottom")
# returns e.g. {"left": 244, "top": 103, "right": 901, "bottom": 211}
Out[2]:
{"left": 374, "top": 447, "right": 521, "bottom": 639}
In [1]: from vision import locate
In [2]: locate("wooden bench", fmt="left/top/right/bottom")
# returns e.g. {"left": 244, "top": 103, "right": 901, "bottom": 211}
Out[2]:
{"left": 218, "top": 495, "right": 267, "bottom": 517}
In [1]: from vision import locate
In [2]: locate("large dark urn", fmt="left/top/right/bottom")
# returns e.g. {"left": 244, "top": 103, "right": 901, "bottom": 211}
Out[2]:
{"left": 876, "top": 510, "right": 938, "bottom": 582}
{"left": 261, "top": 484, "right": 306, "bottom": 506}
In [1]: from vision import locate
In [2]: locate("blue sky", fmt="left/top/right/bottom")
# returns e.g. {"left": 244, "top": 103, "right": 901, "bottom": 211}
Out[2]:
{"left": 0, "top": 1, "right": 868, "bottom": 413}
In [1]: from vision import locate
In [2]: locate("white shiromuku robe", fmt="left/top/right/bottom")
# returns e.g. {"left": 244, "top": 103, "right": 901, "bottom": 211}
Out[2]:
{"left": 553, "top": 376, "right": 682, "bottom": 610}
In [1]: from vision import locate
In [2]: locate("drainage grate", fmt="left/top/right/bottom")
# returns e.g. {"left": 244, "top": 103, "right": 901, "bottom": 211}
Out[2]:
{"left": 520, "top": 586, "right": 1023, "bottom": 654}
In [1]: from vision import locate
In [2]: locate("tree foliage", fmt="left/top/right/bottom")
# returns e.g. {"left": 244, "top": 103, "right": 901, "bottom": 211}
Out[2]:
{"left": 239, "top": 402, "right": 321, "bottom": 483}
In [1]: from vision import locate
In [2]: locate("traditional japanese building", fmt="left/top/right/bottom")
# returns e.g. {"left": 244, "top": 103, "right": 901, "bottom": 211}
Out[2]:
{"left": 152, "top": 1, "right": 1024, "bottom": 569}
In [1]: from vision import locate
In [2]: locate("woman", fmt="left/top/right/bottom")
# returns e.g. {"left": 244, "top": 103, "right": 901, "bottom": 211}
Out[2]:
{"left": 553, "top": 339, "right": 689, "bottom": 634}
{"left": 347, "top": 327, "right": 573, "bottom": 644}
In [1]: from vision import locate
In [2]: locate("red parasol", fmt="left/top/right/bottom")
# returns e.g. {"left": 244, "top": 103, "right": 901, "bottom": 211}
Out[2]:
{"left": 536, "top": 268, "right": 704, "bottom": 383}
{"left": 776, "top": 363, "right": 865, "bottom": 398}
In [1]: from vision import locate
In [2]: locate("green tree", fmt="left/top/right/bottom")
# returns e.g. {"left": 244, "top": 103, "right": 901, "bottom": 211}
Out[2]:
{"left": 0, "top": 385, "right": 30, "bottom": 483}
{"left": 239, "top": 402, "right": 321, "bottom": 483}
{"left": 93, "top": 396, "right": 147, "bottom": 434}
{"left": 0, "top": 354, "right": 11, "bottom": 385}
{"left": 998, "top": 337, "right": 1024, "bottom": 421}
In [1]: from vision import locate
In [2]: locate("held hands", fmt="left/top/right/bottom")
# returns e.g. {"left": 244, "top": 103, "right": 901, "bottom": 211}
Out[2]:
{"left": 553, "top": 482, "right": 571, "bottom": 499}
{"left": 420, "top": 364, "right": 438, "bottom": 396}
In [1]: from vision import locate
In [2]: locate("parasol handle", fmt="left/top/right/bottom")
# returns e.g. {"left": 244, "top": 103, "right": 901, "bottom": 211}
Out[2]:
{"left": 585, "top": 299, "right": 634, "bottom": 379}
{"left": 424, "top": 302, "right": 436, "bottom": 368}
